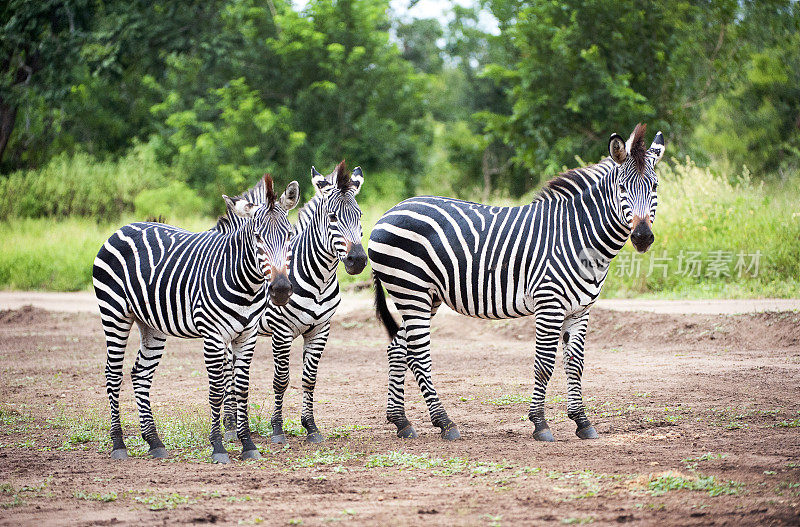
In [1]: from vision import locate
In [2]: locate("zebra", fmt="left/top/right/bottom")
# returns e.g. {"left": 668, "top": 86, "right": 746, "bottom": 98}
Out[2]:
{"left": 220, "top": 161, "right": 367, "bottom": 444}
{"left": 369, "top": 124, "right": 665, "bottom": 441}
{"left": 93, "top": 175, "right": 300, "bottom": 463}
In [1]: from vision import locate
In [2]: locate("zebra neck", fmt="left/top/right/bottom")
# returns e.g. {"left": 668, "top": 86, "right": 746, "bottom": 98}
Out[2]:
{"left": 224, "top": 227, "right": 265, "bottom": 297}
{"left": 293, "top": 211, "right": 340, "bottom": 290}
{"left": 569, "top": 173, "right": 631, "bottom": 258}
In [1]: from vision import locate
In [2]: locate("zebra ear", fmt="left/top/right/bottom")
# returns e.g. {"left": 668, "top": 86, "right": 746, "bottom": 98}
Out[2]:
{"left": 648, "top": 131, "right": 666, "bottom": 164}
{"left": 280, "top": 181, "right": 300, "bottom": 211}
{"left": 609, "top": 133, "right": 627, "bottom": 165}
{"left": 223, "top": 195, "right": 258, "bottom": 218}
{"left": 350, "top": 166, "right": 363, "bottom": 195}
{"left": 311, "top": 166, "right": 331, "bottom": 193}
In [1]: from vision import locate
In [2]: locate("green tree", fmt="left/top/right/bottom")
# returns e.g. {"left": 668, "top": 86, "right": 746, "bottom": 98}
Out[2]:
{"left": 694, "top": 1, "right": 800, "bottom": 178}
{"left": 481, "top": 0, "right": 738, "bottom": 187}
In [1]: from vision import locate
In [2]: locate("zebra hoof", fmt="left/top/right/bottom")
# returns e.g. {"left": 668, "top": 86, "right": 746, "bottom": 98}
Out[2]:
{"left": 533, "top": 428, "right": 555, "bottom": 442}
{"left": 441, "top": 425, "right": 461, "bottom": 441}
{"left": 149, "top": 447, "right": 168, "bottom": 459}
{"left": 306, "top": 432, "right": 325, "bottom": 444}
{"left": 241, "top": 449, "right": 261, "bottom": 460}
{"left": 110, "top": 448, "right": 129, "bottom": 460}
{"left": 271, "top": 434, "right": 287, "bottom": 444}
{"left": 211, "top": 452, "right": 230, "bottom": 464}
{"left": 576, "top": 426, "right": 599, "bottom": 440}
{"left": 397, "top": 425, "right": 418, "bottom": 439}
{"left": 224, "top": 430, "right": 237, "bottom": 442}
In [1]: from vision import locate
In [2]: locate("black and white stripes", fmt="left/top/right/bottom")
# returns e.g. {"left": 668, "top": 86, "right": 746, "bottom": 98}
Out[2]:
{"left": 93, "top": 175, "right": 299, "bottom": 462}
{"left": 222, "top": 162, "right": 367, "bottom": 444}
{"left": 370, "top": 125, "right": 665, "bottom": 441}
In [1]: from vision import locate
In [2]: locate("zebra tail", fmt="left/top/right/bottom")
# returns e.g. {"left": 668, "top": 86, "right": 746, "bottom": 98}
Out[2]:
{"left": 373, "top": 274, "right": 399, "bottom": 340}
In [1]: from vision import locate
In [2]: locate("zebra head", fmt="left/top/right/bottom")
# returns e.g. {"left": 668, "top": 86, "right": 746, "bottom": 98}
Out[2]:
{"left": 223, "top": 175, "right": 300, "bottom": 305}
{"left": 311, "top": 161, "right": 368, "bottom": 275}
{"left": 608, "top": 123, "right": 665, "bottom": 253}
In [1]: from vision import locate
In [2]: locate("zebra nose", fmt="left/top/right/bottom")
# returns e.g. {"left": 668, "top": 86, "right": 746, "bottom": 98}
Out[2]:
{"left": 630, "top": 221, "right": 654, "bottom": 253}
{"left": 269, "top": 273, "right": 293, "bottom": 306}
{"left": 343, "top": 243, "right": 368, "bottom": 275}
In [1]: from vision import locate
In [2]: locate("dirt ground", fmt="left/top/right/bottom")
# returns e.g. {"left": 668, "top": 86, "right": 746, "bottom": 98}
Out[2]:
{"left": 0, "top": 302, "right": 799, "bottom": 526}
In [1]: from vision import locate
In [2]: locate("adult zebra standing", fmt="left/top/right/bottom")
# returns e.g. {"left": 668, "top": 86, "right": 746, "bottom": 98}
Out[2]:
{"left": 221, "top": 162, "right": 367, "bottom": 444}
{"left": 93, "top": 175, "right": 300, "bottom": 463}
{"left": 370, "top": 124, "right": 664, "bottom": 441}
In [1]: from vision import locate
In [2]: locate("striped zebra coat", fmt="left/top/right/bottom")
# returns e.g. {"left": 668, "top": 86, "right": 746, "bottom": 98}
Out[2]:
{"left": 93, "top": 175, "right": 299, "bottom": 463}
{"left": 221, "top": 162, "right": 367, "bottom": 443}
{"left": 370, "top": 124, "right": 665, "bottom": 441}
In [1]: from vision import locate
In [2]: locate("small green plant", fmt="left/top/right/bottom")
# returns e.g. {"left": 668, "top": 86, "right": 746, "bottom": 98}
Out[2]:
{"left": 74, "top": 490, "right": 118, "bottom": 502}
{"left": 648, "top": 473, "right": 742, "bottom": 497}
{"left": 134, "top": 492, "right": 195, "bottom": 510}
{"left": 683, "top": 452, "right": 727, "bottom": 469}
{"left": 292, "top": 449, "right": 359, "bottom": 469}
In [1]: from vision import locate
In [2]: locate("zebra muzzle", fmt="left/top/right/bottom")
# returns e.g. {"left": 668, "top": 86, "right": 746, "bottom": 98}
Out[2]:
{"left": 269, "top": 268, "right": 293, "bottom": 306}
{"left": 630, "top": 217, "right": 654, "bottom": 253}
{"left": 343, "top": 242, "right": 368, "bottom": 275}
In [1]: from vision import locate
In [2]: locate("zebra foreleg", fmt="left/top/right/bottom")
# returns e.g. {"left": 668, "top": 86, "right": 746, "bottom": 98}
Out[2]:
{"left": 403, "top": 310, "right": 460, "bottom": 440}
{"left": 270, "top": 328, "right": 294, "bottom": 444}
{"left": 528, "top": 304, "right": 564, "bottom": 442}
{"left": 562, "top": 313, "right": 598, "bottom": 439}
{"left": 131, "top": 323, "right": 167, "bottom": 458}
{"left": 222, "top": 346, "right": 237, "bottom": 441}
{"left": 100, "top": 310, "right": 133, "bottom": 460}
{"left": 386, "top": 330, "right": 417, "bottom": 438}
{"left": 230, "top": 335, "right": 260, "bottom": 460}
{"left": 300, "top": 324, "right": 330, "bottom": 444}
{"left": 202, "top": 338, "right": 230, "bottom": 464}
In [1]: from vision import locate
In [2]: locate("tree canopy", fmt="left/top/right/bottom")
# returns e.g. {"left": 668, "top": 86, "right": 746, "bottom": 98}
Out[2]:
{"left": 2, "top": 0, "right": 798, "bottom": 204}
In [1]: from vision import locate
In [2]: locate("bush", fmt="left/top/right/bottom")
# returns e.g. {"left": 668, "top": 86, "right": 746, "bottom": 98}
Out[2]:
{"left": 0, "top": 145, "right": 167, "bottom": 221}
{"left": 134, "top": 181, "right": 210, "bottom": 221}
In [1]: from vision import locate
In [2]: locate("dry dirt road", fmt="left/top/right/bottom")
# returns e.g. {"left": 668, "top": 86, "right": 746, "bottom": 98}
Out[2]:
{"left": 0, "top": 294, "right": 798, "bottom": 526}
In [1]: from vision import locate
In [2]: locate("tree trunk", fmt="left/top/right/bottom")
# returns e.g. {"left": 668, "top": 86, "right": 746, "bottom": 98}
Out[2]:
{"left": 0, "top": 97, "right": 17, "bottom": 166}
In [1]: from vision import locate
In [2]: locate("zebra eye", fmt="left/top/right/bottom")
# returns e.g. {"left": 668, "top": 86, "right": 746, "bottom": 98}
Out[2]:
{"left": 328, "top": 213, "right": 337, "bottom": 223}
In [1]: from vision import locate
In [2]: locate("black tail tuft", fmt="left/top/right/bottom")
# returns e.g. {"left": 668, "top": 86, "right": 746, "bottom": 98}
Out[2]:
{"left": 373, "top": 274, "right": 399, "bottom": 340}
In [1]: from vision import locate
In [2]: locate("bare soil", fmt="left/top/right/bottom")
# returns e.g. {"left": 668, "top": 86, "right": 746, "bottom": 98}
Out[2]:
{"left": 0, "top": 303, "right": 799, "bottom": 526}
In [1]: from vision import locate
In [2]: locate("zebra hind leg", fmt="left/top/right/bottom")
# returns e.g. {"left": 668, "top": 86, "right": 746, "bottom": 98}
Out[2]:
{"left": 386, "top": 330, "right": 417, "bottom": 438}
{"left": 562, "top": 314, "right": 598, "bottom": 439}
{"left": 401, "top": 306, "right": 460, "bottom": 441}
{"left": 131, "top": 323, "right": 168, "bottom": 458}
{"left": 100, "top": 310, "right": 134, "bottom": 459}
{"left": 300, "top": 324, "right": 331, "bottom": 444}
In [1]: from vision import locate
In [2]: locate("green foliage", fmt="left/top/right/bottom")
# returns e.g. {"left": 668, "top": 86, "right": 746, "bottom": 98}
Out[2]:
{"left": 0, "top": 145, "right": 166, "bottom": 221}
{"left": 481, "top": 0, "right": 737, "bottom": 187}
{"left": 694, "top": 3, "right": 800, "bottom": 177}
{"left": 134, "top": 181, "right": 210, "bottom": 220}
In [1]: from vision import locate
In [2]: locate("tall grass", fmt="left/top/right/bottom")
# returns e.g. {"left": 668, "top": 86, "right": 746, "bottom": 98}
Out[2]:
{"left": 0, "top": 157, "right": 797, "bottom": 297}
{"left": 0, "top": 216, "right": 215, "bottom": 291}
{"left": 603, "top": 157, "right": 800, "bottom": 298}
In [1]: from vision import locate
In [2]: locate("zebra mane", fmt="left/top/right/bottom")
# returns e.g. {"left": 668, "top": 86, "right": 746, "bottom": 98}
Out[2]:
{"left": 534, "top": 158, "right": 614, "bottom": 202}
{"left": 628, "top": 123, "right": 647, "bottom": 174}
{"left": 295, "top": 193, "right": 323, "bottom": 235}
{"left": 212, "top": 175, "right": 271, "bottom": 234}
